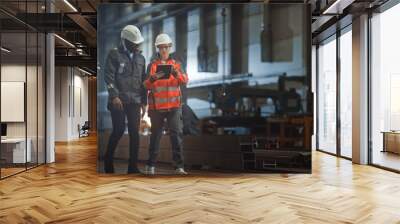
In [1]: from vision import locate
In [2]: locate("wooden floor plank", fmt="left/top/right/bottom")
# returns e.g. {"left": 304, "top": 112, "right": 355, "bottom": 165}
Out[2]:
{"left": 0, "top": 135, "right": 399, "bottom": 223}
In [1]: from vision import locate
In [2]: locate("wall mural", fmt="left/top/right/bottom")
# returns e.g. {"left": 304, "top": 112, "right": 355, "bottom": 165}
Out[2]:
{"left": 97, "top": 3, "right": 312, "bottom": 174}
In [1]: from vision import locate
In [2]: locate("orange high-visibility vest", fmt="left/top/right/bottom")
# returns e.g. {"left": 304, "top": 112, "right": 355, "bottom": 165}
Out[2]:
{"left": 144, "top": 58, "right": 188, "bottom": 111}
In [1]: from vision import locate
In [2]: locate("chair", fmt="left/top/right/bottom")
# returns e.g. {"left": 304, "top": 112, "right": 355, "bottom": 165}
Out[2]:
{"left": 79, "top": 121, "right": 90, "bottom": 138}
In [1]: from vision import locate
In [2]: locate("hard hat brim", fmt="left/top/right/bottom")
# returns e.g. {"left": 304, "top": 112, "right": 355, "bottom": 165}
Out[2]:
{"left": 123, "top": 35, "right": 144, "bottom": 45}
{"left": 132, "top": 35, "right": 144, "bottom": 44}
{"left": 124, "top": 36, "right": 144, "bottom": 44}
{"left": 155, "top": 41, "right": 172, "bottom": 47}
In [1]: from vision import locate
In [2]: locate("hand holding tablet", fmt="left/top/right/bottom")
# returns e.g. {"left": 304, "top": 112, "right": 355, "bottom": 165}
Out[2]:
{"left": 156, "top": 64, "right": 173, "bottom": 79}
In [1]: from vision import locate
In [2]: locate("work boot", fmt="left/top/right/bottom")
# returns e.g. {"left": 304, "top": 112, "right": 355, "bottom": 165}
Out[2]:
{"left": 144, "top": 165, "right": 155, "bottom": 175}
{"left": 175, "top": 168, "right": 187, "bottom": 175}
{"left": 104, "top": 159, "right": 114, "bottom": 173}
{"left": 127, "top": 165, "right": 141, "bottom": 174}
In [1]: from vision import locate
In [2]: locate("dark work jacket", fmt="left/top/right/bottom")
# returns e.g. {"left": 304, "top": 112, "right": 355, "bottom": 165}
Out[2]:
{"left": 104, "top": 44, "right": 147, "bottom": 107}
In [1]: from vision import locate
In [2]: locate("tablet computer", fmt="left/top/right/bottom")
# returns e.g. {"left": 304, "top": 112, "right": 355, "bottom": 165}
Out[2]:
{"left": 156, "top": 64, "right": 172, "bottom": 79}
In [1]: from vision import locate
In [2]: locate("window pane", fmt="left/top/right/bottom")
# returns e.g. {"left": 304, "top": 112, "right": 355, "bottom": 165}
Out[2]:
{"left": 340, "top": 29, "right": 352, "bottom": 158}
{"left": 371, "top": 4, "right": 400, "bottom": 171}
{"left": 317, "top": 37, "right": 337, "bottom": 154}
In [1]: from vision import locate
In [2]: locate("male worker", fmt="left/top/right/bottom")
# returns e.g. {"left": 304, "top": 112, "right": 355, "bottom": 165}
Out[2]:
{"left": 103, "top": 25, "right": 147, "bottom": 174}
{"left": 143, "top": 33, "right": 189, "bottom": 175}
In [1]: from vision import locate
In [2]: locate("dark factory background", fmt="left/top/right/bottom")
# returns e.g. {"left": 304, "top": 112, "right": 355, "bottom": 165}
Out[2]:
{"left": 97, "top": 3, "right": 312, "bottom": 174}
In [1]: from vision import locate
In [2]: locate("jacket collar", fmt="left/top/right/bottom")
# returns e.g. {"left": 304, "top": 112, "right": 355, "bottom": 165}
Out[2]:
{"left": 150, "top": 52, "right": 174, "bottom": 63}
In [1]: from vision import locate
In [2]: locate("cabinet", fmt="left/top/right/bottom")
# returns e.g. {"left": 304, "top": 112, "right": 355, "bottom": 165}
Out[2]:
{"left": 382, "top": 132, "right": 400, "bottom": 154}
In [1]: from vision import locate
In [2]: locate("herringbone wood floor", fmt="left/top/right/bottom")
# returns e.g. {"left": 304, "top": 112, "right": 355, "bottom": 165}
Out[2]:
{"left": 1, "top": 135, "right": 400, "bottom": 224}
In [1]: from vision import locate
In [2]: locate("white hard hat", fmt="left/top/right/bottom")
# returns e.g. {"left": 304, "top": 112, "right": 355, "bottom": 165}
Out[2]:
{"left": 155, "top": 33, "right": 172, "bottom": 47}
{"left": 121, "top": 25, "right": 144, "bottom": 45}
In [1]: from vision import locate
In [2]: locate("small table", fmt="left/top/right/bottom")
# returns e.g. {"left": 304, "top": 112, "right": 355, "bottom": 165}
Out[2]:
{"left": 1, "top": 138, "right": 31, "bottom": 164}
{"left": 381, "top": 131, "right": 400, "bottom": 154}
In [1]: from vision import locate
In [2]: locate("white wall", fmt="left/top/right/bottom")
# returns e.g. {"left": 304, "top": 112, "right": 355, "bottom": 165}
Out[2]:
{"left": 1, "top": 65, "right": 39, "bottom": 137}
{"left": 1, "top": 65, "right": 28, "bottom": 141}
{"left": 55, "top": 67, "right": 68, "bottom": 141}
{"left": 55, "top": 67, "right": 89, "bottom": 141}
{"left": 72, "top": 73, "right": 89, "bottom": 138}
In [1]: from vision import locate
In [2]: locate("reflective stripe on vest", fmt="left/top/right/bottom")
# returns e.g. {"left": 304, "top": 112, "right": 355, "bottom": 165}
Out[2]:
{"left": 150, "top": 101, "right": 180, "bottom": 110}
{"left": 153, "top": 86, "right": 179, "bottom": 93}
{"left": 154, "top": 96, "right": 180, "bottom": 104}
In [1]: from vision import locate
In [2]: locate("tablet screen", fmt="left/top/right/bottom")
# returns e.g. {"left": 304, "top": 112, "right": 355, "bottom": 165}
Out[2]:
{"left": 156, "top": 65, "right": 172, "bottom": 79}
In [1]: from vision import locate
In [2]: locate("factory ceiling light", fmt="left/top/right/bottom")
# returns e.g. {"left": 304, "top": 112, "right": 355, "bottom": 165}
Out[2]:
{"left": 1, "top": 47, "right": 11, "bottom": 53}
{"left": 323, "top": 0, "right": 355, "bottom": 15}
{"left": 78, "top": 67, "right": 92, "bottom": 76}
{"left": 63, "top": 0, "right": 78, "bottom": 12}
{"left": 54, "top": 34, "right": 75, "bottom": 48}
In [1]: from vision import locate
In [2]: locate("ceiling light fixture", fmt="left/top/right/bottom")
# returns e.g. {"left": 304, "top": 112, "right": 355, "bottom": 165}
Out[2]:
{"left": 322, "top": 0, "right": 353, "bottom": 15}
{"left": 323, "top": 0, "right": 340, "bottom": 14}
{"left": 54, "top": 34, "right": 75, "bottom": 48}
{"left": 63, "top": 0, "right": 78, "bottom": 12}
{"left": 78, "top": 67, "right": 92, "bottom": 76}
{"left": 1, "top": 47, "right": 11, "bottom": 53}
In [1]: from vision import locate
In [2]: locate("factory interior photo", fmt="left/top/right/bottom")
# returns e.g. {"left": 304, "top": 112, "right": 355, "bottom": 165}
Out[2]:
{"left": 0, "top": 0, "right": 400, "bottom": 223}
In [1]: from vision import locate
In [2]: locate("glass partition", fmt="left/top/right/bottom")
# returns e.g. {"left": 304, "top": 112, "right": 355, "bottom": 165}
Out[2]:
{"left": 27, "top": 30, "right": 38, "bottom": 169}
{"left": 1, "top": 30, "right": 28, "bottom": 177}
{"left": 0, "top": 1, "right": 46, "bottom": 179}
{"left": 37, "top": 31, "right": 45, "bottom": 165}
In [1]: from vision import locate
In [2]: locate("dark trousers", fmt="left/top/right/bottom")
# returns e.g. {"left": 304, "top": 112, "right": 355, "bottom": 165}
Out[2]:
{"left": 147, "top": 108, "right": 184, "bottom": 168}
{"left": 104, "top": 103, "right": 140, "bottom": 173}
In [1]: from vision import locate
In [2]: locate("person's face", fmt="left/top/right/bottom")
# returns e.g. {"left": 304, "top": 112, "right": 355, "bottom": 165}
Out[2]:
{"left": 157, "top": 44, "right": 171, "bottom": 60}
{"left": 124, "top": 40, "right": 139, "bottom": 52}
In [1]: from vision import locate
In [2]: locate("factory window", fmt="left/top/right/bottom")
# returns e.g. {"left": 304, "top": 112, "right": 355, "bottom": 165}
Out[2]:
{"left": 260, "top": 4, "right": 293, "bottom": 63}
{"left": 197, "top": 5, "right": 218, "bottom": 73}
